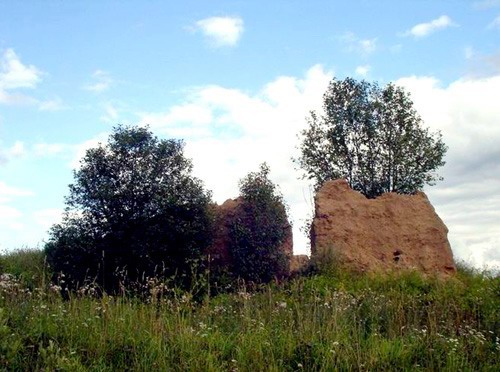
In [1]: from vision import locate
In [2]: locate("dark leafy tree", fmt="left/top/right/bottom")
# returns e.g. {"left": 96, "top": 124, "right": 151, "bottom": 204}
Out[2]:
{"left": 228, "top": 163, "right": 291, "bottom": 283}
{"left": 296, "top": 78, "right": 447, "bottom": 198}
{"left": 45, "top": 125, "right": 213, "bottom": 292}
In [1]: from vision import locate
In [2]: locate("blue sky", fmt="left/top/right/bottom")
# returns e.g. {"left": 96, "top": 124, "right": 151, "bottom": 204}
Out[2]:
{"left": 1, "top": 0, "right": 499, "bottom": 269}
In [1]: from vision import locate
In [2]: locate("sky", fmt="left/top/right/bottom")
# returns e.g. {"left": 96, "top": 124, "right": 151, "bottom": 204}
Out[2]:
{"left": 0, "top": 0, "right": 499, "bottom": 270}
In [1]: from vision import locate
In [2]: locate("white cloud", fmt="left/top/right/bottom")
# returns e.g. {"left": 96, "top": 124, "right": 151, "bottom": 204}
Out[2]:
{"left": 0, "top": 49, "right": 61, "bottom": 110}
{"left": 488, "top": 15, "right": 500, "bottom": 29}
{"left": 355, "top": 65, "right": 371, "bottom": 77}
{"left": 0, "top": 205, "right": 24, "bottom": 232}
{"left": 405, "top": 15, "right": 456, "bottom": 38}
{"left": 100, "top": 102, "right": 120, "bottom": 123}
{"left": 465, "top": 51, "right": 500, "bottom": 78}
{"left": 0, "top": 141, "right": 27, "bottom": 165}
{"left": 33, "top": 143, "right": 67, "bottom": 157}
{"left": 194, "top": 16, "right": 244, "bottom": 47}
{"left": 8, "top": 141, "right": 25, "bottom": 158}
{"left": 70, "top": 133, "right": 109, "bottom": 169}
{"left": 84, "top": 70, "right": 113, "bottom": 93}
{"left": 396, "top": 74, "right": 500, "bottom": 269}
{"left": 474, "top": 0, "right": 500, "bottom": 9}
{"left": 0, "top": 182, "right": 32, "bottom": 236}
{"left": 140, "top": 104, "right": 213, "bottom": 138}
{"left": 464, "top": 46, "right": 475, "bottom": 60}
{"left": 0, "top": 181, "right": 33, "bottom": 203}
{"left": 0, "top": 49, "right": 41, "bottom": 90}
{"left": 33, "top": 208, "right": 63, "bottom": 230}
{"left": 0, "top": 48, "right": 43, "bottom": 106}
{"left": 339, "top": 32, "right": 377, "bottom": 54}
{"left": 39, "top": 97, "right": 64, "bottom": 111}
{"left": 26, "top": 135, "right": 108, "bottom": 169}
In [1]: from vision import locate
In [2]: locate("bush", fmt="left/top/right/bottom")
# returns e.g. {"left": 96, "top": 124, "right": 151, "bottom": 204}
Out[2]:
{"left": 228, "top": 163, "right": 291, "bottom": 283}
{"left": 45, "top": 125, "right": 213, "bottom": 292}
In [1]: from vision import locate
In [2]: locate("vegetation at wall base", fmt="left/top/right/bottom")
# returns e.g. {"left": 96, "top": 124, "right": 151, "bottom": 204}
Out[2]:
{"left": 1, "top": 248, "right": 499, "bottom": 371}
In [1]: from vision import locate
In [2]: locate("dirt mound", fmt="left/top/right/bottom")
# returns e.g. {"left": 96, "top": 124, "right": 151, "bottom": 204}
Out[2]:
{"left": 311, "top": 179, "right": 456, "bottom": 276}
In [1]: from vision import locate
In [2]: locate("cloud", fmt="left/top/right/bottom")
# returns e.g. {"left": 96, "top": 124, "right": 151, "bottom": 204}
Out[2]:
{"left": 100, "top": 102, "right": 120, "bottom": 123}
{"left": 0, "top": 181, "right": 33, "bottom": 236}
{"left": 473, "top": 0, "right": 500, "bottom": 9}
{"left": 464, "top": 46, "right": 475, "bottom": 60}
{"left": 33, "top": 208, "right": 63, "bottom": 230}
{"left": 33, "top": 143, "right": 68, "bottom": 157}
{"left": 0, "top": 141, "right": 26, "bottom": 165}
{"left": 0, "top": 48, "right": 63, "bottom": 111}
{"left": 404, "top": 15, "right": 457, "bottom": 38}
{"left": 70, "top": 133, "right": 109, "bottom": 169}
{"left": 395, "top": 74, "right": 500, "bottom": 269}
{"left": 0, "top": 48, "right": 44, "bottom": 106}
{"left": 488, "top": 15, "right": 500, "bottom": 29}
{"left": 141, "top": 103, "right": 214, "bottom": 136}
{"left": 0, "top": 49, "right": 41, "bottom": 90}
{"left": 339, "top": 32, "right": 377, "bottom": 54}
{"left": 0, "top": 205, "right": 24, "bottom": 232}
{"left": 0, "top": 181, "right": 33, "bottom": 203}
{"left": 465, "top": 51, "right": 500, "bottom": 78}
{"left": 39, "top": 97, "right": 64, "bottom": 111}
{"left": 194, "top": 16, "right": 244, "bottom": 47}
{"left": 355, "top": 65, "right": 371, "bottom": 77}
{"left": 84, "top": 70, "right": 113, "bottom": 93}
{"left": 9, "top": 141, "right": 25, "bottom": 158}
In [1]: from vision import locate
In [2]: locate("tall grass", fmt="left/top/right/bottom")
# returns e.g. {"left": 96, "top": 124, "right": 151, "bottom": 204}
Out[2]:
{"left": 1, "top": 248, "right": 499, "bottom": 371}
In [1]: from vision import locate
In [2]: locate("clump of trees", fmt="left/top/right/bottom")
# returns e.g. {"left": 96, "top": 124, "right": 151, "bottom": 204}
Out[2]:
{"left": 227, "top": 163, "right": 291, "bottom": 283}
{"left": 45, "top": 125, "right": 213, "bottom": 292}
{"left": 296, "top": 77, "right": 447, "bottom": 198}
{"left": 45, "top": 76, "right": 449, "bottom": 292}
{"left": 45, "top": 127, "right": 291, "bottom": 292}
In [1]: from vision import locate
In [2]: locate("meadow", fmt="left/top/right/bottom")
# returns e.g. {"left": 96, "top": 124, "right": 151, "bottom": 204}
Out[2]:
{"left": 1, "top": 248, "right": 498, "bottom": 371}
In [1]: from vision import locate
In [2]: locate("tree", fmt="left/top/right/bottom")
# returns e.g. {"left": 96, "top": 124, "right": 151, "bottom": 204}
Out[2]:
{"left": 45, "top": 125, "right": 213, "bottom": 291}
{"left": 228, "top": 163, "right": 291, "bottom": 283}
{"left": 296, "top": 78, "right": 447, "bottom": 198}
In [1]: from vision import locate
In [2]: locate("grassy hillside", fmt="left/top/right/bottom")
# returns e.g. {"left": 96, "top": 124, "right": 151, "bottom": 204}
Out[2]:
{"left": 1, "top": 249, "right": 499, "bottom": 371}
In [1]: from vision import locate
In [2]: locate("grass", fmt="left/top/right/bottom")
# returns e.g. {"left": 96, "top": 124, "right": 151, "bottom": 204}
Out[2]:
{"left": 1, "top": 248, "right": 499, "bottom": 371}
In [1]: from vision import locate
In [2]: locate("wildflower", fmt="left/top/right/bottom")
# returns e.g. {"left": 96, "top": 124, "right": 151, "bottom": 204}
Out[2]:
{"left": 238, "top": 291, "right": 251, "bottom": 300}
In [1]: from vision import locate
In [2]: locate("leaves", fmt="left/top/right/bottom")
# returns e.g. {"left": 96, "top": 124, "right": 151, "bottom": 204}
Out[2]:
{"left": 228, "top": 163, "right": 290, "bottom": 283}
{"left": 296, "top": 78, "right": 447, "bottom": 198}
{"left": 46, "top": 125, "right": 213, "bottom": 292}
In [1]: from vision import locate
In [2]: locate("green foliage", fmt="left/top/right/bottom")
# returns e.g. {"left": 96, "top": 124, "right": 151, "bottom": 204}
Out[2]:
{"left": 0, "top": 258, "right": 498, "bottom": 371}
{"left": 45, "top": 125, "right": 213, "bottom": 292}
{"left": 296, "top": 77, "right": 447, "bottom": 198}
{"left": 0, "top": 248, "right": 49, "bottom": 289}
{"left": 228, "top": 163, "right": 291, "bottom": 283}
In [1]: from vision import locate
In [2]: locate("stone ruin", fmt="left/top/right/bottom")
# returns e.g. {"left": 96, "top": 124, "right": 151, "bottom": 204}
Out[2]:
{"left": 310, "top": 179, "right": 456, "bottom": 276}
{"left": 207, "top": 179, "right": 456, "bottom": 277}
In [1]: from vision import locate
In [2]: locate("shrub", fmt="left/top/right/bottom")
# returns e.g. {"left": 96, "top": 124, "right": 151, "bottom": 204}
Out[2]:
{"left": 45, "top": 125, "right": 213, "bottom": 292}
{"left": 228, "top": 163, "right": 291, "bottom": 283}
